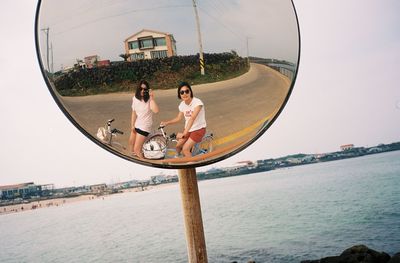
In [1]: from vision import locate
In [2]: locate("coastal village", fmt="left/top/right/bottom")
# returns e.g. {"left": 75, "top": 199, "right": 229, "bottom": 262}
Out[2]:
{"left": 1, "top": 141, "right": 399, "bottom": 214}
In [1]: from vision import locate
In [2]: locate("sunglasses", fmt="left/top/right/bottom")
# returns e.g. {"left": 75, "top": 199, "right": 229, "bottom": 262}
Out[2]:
{"left": 180, "top": 89, "right": 190, "bottom": 95}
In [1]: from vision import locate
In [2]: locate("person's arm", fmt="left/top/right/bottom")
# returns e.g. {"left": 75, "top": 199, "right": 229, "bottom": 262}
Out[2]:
{"left": 182, "top": 105, "right": 202, "bottom": 137}
{"left": 160, "top": 112, "right": 183, "bottom": 127}
{"left": 149, "top": 89, "right": 159, "bottom": 113}
{"left": 131, "top": 110, "right": 137, "bottom": 132}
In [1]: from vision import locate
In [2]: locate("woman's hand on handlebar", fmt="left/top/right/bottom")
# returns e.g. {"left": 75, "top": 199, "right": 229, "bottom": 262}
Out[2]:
{"left": 177, "top": 131, "right": 189, "bottom": 140}
{"left": 176, "top": 132, "right": 184, "bottom": 140}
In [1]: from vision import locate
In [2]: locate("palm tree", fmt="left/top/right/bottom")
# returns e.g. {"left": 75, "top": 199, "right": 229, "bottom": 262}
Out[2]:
{"left": 119, "top": 53, "right": 130, "bottom": 62}
{"left": 74, "top": 59, "right": 84, "bottom": 70}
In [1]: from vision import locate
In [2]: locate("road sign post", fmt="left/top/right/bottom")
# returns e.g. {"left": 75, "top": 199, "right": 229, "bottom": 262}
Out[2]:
{"left": 178, "top": 168, "right": 208, "bottom": 263}
{"left": 36, "top": 1, "right": 299, "bottom": 262}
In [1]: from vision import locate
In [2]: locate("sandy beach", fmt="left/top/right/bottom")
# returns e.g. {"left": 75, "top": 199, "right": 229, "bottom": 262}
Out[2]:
{"left": 0, "top": 183, "right": 177, "bottom": 216}
{"left": 0, "top": 194, "right": 98, "bottom": 215}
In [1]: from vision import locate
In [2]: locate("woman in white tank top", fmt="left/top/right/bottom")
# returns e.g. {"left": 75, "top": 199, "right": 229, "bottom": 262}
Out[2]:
{"left": 129, "top": 80, "right": 159, "bottom": 158}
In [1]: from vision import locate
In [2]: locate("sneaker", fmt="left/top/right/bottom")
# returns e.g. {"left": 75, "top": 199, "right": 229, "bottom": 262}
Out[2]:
{"left": 174, "top": 153, "right": 183, "bottom": 158}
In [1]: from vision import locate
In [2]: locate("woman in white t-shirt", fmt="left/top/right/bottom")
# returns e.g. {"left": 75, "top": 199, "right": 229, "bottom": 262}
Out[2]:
{"left": 129, "top": 80, "right": 159, "bottom": 158}
{"left": 161, "top": 82, "right": 206, "bottom": 157}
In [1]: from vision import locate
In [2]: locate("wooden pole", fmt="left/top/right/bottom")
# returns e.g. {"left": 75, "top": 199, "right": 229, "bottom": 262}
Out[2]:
{"left": 178, "top": 168, "right": 208, "bottom": 263}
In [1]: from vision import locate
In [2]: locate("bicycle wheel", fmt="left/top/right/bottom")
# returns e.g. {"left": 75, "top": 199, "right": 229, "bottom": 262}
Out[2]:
{"left": 197, "top": 135, "right": 214, "bottom": 155}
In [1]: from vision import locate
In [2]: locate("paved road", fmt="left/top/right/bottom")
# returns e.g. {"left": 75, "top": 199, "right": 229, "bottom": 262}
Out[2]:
{"left": 60, "top": 63, "right": 290, "bottom": 158}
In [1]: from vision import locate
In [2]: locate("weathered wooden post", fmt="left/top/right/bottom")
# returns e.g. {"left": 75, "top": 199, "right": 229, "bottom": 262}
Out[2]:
{"left": 178, "top": 168, "right": 208, "bottom": 263}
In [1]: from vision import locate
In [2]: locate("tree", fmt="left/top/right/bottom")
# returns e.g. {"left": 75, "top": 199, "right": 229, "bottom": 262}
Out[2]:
{"left": 119, "top": 53, "right": 130, "bottom": 61}
{"left": 74, "top": 59, "right": 84, "bottom": 70}
{"left": 230, "top": 49, "right": 239, "bottom": 57}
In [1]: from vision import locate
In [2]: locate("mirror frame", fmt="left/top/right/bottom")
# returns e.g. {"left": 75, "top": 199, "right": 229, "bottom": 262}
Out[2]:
{"left": 34, "top": 0, "right": 301, "bottom": 169}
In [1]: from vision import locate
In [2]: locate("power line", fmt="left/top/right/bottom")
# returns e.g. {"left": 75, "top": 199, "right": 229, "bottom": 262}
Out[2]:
{"left": 198, "top": 0, "right": 247, "bottom": 42}
{"left": 201, "top": 0, "right": 225, "bottom": 17}
{"left": 51, "top": 0, "right": 153, "bottom": 27}
{"left": 196, "top": 5, "right": 246, "bottom": 43}
{"left": 50, "top": 0, "right": 99, "bottom": 27}
{"left": 53, "top": 4, "right": 190, "bottom": 36}
{"left": 214, "top": 0, "right": 229, "bottom": 11}
{"left": 197, "top": 5, "right": 249, "bottom": 56}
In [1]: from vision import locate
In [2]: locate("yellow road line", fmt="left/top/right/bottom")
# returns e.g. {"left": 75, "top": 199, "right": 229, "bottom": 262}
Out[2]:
{"left": 213, "top": 107, "right": 280, "bottom": 146}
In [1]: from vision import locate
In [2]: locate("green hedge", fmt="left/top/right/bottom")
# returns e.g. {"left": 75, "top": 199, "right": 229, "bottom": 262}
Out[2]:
{"left": 53, "top": 52, "right": 249, "bottom": 96}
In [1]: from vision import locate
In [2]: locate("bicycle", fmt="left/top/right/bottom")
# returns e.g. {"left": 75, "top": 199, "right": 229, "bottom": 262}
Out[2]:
{"left": 142, "top": 125, "right": 214, "bottom": 160}
{"left": 96, "top": 119, "right": 126, "bottom": 151}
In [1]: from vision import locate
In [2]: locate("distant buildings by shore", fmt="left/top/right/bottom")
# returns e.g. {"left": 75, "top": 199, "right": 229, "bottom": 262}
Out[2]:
{"left": 197, "top": 142, "right": 400, "bottom": 180}
{"left": 1, "top": 141, "right": 399, "bottom": 207}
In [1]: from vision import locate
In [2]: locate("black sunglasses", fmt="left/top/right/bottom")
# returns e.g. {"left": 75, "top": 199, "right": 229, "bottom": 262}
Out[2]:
{"left": 180, "top": 89, "right": 190, "bottom": 95}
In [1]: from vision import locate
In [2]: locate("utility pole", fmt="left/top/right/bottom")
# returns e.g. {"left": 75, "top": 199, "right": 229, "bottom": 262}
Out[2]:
{"left": 50, "top": 42, "right": 54, "bottom": 74}
{"left": 41, "top": 27, "right": 50, "bottom": 73}
{"left": 192, "top": 0, "right": 205, "bottom": 75}
{"left": 246, "top": 37, "right": 249, "bottom": 58}
{"left": 246, "top": 36, "right": 251, "bottom": 66}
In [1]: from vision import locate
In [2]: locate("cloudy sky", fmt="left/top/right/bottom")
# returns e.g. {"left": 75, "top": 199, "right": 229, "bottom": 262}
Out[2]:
{"left": 37, "top": 0, "right": 298, "bottom": 71}
{"left": 1, "top": 0, "right": 399, "bottom": 188}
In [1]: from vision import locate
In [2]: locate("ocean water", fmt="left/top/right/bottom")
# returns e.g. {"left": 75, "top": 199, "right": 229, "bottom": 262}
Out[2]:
{"left": 0, "top": 151, "right": 399, "bottom": 263}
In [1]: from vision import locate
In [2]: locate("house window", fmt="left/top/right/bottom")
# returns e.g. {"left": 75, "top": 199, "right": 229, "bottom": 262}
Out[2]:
{"left": 130, "top": 53, "right": 144, "bottom": 60}
{"left": 139, "top": 38, "right": 154, "bottom": 49}
{"left": 154, "top": 37, "right": 166, "bottom": 46}
{"left": 151, "top": 50, "right": 168, "bottom": 59}
{"left": 128, "top": 41, "right": 139, "bottom": 50}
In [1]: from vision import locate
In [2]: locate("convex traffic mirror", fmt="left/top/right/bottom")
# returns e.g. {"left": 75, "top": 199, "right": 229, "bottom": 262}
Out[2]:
{"left": 35, "top": 0, "right": 300, "bottom": 168}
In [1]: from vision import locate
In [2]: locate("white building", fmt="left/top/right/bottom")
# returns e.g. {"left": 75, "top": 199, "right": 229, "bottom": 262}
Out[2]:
{"left": 340, "top": 144, "right": 354, "bottom": 151}
{"left": 0, "top": 182, "right": 41, "bottom": 199}
{"left": 124, "top": 29, "right": 177, "bottom": 61}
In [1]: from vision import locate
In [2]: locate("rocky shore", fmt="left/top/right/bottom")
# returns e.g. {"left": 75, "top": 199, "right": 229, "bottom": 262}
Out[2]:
{"left": 230, "top": 245, "right": 400, "bottom": 263}
{"left": 301, "top": 245, "right": 400, "bottom": 263}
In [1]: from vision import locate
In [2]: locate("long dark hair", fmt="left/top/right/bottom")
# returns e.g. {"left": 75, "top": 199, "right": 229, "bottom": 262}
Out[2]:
{"left": 135, "top": 80, "right": 150, "bottom": 102}
{"left": 177, "top": 81, "right": 194, "bottom": 99}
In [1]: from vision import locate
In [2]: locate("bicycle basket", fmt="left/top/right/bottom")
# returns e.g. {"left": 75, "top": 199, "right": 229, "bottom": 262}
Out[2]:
{"left": 96, "top": 127, "right": 108, "bottom": 141}
{"left": 142, "top": 137, "right": 167, "bottom": 159}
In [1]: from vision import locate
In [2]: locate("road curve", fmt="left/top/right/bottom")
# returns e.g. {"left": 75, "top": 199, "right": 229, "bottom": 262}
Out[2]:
{"left": 60, "top": 63, "right": 291, "bottom": 161}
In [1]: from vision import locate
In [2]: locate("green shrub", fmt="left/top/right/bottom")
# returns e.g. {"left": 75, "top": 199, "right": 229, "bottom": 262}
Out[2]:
{"left": 54, "top": 52, "right": 249, "bottom": 96}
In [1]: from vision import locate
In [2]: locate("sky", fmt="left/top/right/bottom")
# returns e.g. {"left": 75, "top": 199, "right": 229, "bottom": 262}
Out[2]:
{"left": 1, "top": 0, "right": 399, "bottom": 188}
{"left": 37, "top": 0, "right": 298, "bottom": 72}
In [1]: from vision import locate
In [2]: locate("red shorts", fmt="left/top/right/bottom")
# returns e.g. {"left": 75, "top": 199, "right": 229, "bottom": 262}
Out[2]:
{"left": 188, "top": 128, "right": 206, "bottom": 143}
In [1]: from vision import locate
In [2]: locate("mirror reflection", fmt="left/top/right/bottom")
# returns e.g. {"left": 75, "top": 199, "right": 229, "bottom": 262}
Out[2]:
{"left": 36, "top": 0, "right": 299, "bottom": 167}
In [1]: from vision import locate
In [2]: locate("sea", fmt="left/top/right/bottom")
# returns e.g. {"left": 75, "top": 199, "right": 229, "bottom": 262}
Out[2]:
{"left": 1, "top": 151, "right": 399, "bottom": 263}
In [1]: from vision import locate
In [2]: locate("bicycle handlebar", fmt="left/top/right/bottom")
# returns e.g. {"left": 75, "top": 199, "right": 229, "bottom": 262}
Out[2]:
{"left": 111, "top": 128, "right": 123, "bottom": 135}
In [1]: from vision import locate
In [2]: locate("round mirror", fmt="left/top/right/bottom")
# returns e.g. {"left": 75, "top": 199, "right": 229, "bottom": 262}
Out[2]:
{"left": 35, "top": 0, "right": 300, "bottom": 168}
